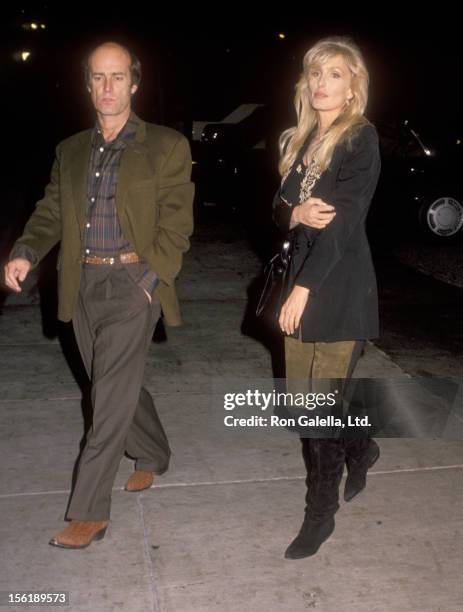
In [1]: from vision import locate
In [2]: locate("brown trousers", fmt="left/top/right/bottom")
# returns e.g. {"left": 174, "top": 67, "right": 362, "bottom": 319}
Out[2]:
{"left": 65, "top": 263, "right": 170, "bottom": 522}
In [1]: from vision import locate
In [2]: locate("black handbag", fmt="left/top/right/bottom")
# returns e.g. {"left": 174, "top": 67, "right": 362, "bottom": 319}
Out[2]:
{"left": 256, "top": 133, "right": 314, "bottom": 321}
{"left": 256, "top": 233, "right": 293, "bottom": 320}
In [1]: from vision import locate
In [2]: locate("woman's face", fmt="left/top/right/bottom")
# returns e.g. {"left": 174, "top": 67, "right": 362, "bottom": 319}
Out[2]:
{"left": 307, "top": 54, "right": 354, "bottom": 113}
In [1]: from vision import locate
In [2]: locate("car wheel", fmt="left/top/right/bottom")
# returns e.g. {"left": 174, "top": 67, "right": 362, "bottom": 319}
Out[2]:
{"left": 419, "top": 195, "right": 463, "bottom": 242}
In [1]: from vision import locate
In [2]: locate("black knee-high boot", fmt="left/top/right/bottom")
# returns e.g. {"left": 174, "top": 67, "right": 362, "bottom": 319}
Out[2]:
{"left": 343, "top": 437, "right": 380, "bottom": 502}
{"left": 285, "top": 437, "right": 346, "bottom": 559}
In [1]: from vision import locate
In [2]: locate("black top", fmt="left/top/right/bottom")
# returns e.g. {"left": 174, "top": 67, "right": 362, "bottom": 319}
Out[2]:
{"left": 272, "top": 122, "right": 382, "bottom": 342}
{"left": 279, "top": 127, "right": 317, "bottom": 207}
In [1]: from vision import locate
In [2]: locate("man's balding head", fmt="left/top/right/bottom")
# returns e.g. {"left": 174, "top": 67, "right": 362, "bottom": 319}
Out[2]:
{"left": 84, "top": 42, "right": 141, "bottom": 119}
{"left": 83, "top": 41, "right": 142, "bottom": 87}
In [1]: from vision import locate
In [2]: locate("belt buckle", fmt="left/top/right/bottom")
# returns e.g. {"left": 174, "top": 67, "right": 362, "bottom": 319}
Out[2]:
{"left": 121, "top": 252, "right": 138, "bottom": 264}
{"left": 82, "top": 253, "right": 137, "bottom": 265}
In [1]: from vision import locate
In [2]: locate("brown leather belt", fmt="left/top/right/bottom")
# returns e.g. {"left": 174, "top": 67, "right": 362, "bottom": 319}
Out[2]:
{"left": 82, "top": 251, "right": 140, "bottom": 265}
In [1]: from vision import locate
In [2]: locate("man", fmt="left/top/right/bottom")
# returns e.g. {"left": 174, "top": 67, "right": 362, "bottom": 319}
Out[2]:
{"left": 3, "top": 41, "right": 194, "bottom": 548}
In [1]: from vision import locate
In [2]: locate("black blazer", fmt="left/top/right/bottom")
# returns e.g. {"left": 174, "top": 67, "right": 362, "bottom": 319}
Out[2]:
{"left": 273, "top": 122, "right": 381, "bottom": 342}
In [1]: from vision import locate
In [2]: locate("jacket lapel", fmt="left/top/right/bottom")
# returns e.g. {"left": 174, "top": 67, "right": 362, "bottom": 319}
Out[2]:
{"left": 116, "top": 118, "right": 149, "bottom": 218}
{"left": 71, "top": 131, "right": 92, "bottom": 235}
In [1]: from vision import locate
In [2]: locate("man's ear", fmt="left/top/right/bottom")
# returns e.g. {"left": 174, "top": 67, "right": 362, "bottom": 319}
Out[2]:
{"left": 131, "top": 84, "right": 138, "bottom": 95}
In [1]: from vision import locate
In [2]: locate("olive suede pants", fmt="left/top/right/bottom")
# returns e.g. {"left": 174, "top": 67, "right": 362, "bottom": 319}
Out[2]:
{"left": 284, "top": 336, "right": 364, "bottom": 383}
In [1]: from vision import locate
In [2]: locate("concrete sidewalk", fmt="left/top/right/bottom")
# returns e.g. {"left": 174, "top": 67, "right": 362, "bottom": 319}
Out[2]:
{"left": 1, "top": 223, "right": 462, "bottom": 612}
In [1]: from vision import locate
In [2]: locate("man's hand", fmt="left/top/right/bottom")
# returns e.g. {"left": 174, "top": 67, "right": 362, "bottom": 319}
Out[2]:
{"left": 279, "top": 285, "right": 310, "bottom": 335}
{"left": 3, "top": 258, "right": 32, "bottom": 292}
{"left": 290, "top": 197, "right": 336, "bottom": 229}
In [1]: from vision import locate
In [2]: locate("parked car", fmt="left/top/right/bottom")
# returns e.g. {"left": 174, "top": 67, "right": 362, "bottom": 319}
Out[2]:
{"left": 191, "top": 104, "right": 276, "bottom": 215}
{"left": 369, "top": 119, "right": 463, "bottom": 244}
{"left": 193, "top": 110, "right": 463, "bottom": 244}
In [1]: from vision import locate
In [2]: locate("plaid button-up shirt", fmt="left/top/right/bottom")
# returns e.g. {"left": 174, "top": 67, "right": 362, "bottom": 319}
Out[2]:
{"left": 83, "top": 111, "right": 158, "bottom": 296}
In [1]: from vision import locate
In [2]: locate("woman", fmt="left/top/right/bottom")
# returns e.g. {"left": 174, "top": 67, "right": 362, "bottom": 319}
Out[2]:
{"left": 272, "top": 36, "right": 381, "bottom": 559}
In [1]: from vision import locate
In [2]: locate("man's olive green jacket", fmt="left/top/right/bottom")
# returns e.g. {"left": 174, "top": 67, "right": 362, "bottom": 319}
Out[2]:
{"left": 11, "top": 115, "right": 194, "bottom": 325}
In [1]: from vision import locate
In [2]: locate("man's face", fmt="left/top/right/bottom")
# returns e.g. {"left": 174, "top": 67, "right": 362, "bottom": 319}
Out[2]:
{"left": 87, "top": 45, "right": 138, "bottom": 117}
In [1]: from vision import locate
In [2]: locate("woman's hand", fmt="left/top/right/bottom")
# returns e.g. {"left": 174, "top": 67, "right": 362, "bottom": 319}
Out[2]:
{"left": 290, "top": 197, "right": 336, "bottom": 229}
{"left": 279, "top": 285, "right": 310, "bottom": 335}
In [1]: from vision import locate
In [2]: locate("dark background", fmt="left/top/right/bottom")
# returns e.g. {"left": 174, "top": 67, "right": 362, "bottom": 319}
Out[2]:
{"left": 3, "top": 5, "right": 461, "bottom": 249}
{"left": 2, "top": 5, "right": 461, "bottom": 172}
{"left": 0, "top": 2, "right": 463, "bottom": 246}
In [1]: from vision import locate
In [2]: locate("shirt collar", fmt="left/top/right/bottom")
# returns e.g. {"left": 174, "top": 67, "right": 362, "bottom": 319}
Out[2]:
{"left": 93, "top": 110, "right": 139, "bottom": 148}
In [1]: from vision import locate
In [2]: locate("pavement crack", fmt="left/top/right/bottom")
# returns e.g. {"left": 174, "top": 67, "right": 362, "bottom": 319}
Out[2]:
{"left": 2, "top": 464, "right": 463, "bottom": 499}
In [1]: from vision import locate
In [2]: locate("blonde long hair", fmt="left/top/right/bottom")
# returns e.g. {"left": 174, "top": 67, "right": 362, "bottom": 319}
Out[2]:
{"left": 279, "top": 36, "right": 371, "bottom": 176}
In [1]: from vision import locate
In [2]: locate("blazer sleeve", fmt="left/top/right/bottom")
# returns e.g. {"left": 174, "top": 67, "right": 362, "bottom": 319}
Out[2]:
{"left": 142, "top": 134, "right": 195, "bottom": 285}
{"left": 295, "top": 125, "right": 381, "bottom": 295}
{"left": 8, "top": 144, "right": 62, "bottom": 270}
